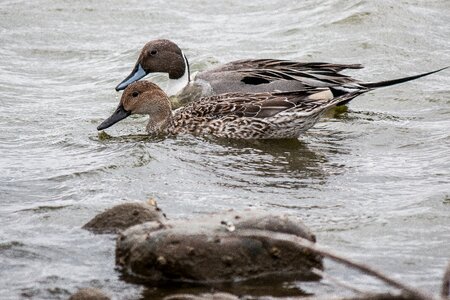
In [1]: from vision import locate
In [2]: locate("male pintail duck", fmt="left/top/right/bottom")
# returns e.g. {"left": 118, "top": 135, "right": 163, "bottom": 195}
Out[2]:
{"left": 100, "top": 81, "right": 395, "bottom": 139}
{"left": 115, "top": 39, "right": 447, "bottom": 106}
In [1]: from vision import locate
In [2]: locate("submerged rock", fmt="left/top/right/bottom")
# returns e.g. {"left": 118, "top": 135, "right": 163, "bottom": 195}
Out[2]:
{"left": 163, "top": 292, "right": 239, "bottom": 300}
{"left": 83, "top": 200, "right": 165, "bottom": 234}
{"left": 69, "top": 288, "right": 110, "bottom": 300}
{"left": 116, "top": 210, "right": 322, "bottom": 284}
{"left": 161, "top": 292, "right": 413, "bottom": 300}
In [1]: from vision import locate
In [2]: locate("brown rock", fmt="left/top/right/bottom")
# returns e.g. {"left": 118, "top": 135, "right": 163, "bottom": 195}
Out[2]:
{"left": 69, "top": 288, "right": 109, "bottom": 300}
{"left": 162, "top": 292, "right": 412, "bottom": 300}
{"left": 83, "top": 201, "right": 165, "bottom": 234}
{"left": 116, "top": 210, "right": 322, "bottom": 284}
{"left": 163, "top": 292, "right": 239, "bottom": 300}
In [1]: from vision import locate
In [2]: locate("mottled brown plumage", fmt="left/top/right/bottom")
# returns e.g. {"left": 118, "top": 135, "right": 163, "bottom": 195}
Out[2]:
{"left": 99, "top": 81, "right": 366, "bottom": 139}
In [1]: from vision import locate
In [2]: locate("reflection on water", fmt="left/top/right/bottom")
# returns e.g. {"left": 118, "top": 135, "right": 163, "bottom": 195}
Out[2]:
{"left": 0, "top": 0, "right": 449, "bottom": 298}
{"left": 140, "top": 280, "right": 310, "bottom": 299}
{"left": 197, "top": 138, "right": 331, "bottom": 190}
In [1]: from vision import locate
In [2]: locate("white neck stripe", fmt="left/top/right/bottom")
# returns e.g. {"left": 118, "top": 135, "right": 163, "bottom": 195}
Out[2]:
{"left": 183, "top": 52, "right": 191, "bottom": 83}
{"left": 166, "top": 51, "right": 190, "bottom": 96}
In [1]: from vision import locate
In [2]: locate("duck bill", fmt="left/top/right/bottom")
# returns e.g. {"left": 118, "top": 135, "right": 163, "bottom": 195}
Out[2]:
{"left": 97, "top": 104, "right": 131, "bottom": 130}
{"left": 115, "top": 63, "right": 147, "bottom": 91}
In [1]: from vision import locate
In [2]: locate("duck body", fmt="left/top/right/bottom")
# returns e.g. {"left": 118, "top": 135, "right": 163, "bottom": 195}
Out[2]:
{"left": 115, "top": 39, "right": 446, "bottom": 109}
{"left": 191, "top": 59, "right": 364, "bottom": 95}
{"left": 168, "top": 89, "right": 362, "bottom": 139}
{"left": 100, "top": 81, "right": 366, "bottom": 139}
{"left": 115, "top": 40, "right": 366, "bottom": 103}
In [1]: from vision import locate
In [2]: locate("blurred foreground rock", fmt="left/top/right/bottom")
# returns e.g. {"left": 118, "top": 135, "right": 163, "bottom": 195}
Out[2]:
{"left": 83, "top": 200, "right": 164, "bottom": 234}
{"left": 82, "top": 202, "right": 434, "bottom": 300}
{"left": 162, "top": 292, "right": 413, "bottom": 300}
{"left": 116, "top": 210, "right": 322, "bottom": 284}
{"left": 69, "top": 288, "right": 110, "bottom": 300}
{"left": 163, "top": 292, "right": 239, "bottom": 300}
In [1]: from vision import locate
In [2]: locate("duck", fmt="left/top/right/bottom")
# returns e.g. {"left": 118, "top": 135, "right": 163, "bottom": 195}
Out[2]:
{"left": 114, "top": 39, "right": 447, "bottom": 107}
{"left": 99, "top": 81, "right": 372, "bottom": 139}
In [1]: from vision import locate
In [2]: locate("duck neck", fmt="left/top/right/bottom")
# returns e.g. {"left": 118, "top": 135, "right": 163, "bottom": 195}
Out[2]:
{"left": 145, "top": 107, "right": 173, "bottom": 134}
{"left": 166, "top": 51, "right": 190, "bottom": 97}
{"left": 146, "top": 112, "right": 173, "bottom": 134}
{"left": 145, "top": 111, "right": 173, "bottom": 134}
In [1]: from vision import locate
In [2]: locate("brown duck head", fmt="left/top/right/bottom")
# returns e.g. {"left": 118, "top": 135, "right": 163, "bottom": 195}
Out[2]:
{"left": 115, "top": 39, "right": 188, "bottom": 91}
{"left": 99, "top": 81, "right": 172, "bottom": 133}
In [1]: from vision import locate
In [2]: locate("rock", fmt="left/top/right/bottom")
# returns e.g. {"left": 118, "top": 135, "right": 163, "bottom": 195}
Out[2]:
{"left": 161, "top": 292, "right": 413, "bottom": 300}
{"left": 305, "top": 293, "right": 415, "bottom": 300}
{"left": 116, "top": 210, "right": 322, "bottom": 284}
{"left": 163, "top": 292, "right": 239, "bottom": 300}
{"left": 83, "top": 200, "right": 165, "bottom": 234}
{"left": 69, "top": 288, "right": 110, "bottom": 300}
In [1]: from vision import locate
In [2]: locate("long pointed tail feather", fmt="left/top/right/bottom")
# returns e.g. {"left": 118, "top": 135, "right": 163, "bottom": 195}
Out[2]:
{"left": 361, "top": 66, "right": 448, "bottom": 89}
{"left": 328, "top": 91, "right": 367, "bottom": 108}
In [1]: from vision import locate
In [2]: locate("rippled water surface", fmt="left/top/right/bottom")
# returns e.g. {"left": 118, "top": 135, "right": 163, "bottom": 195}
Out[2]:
{"left": 1, "top": 0, "right": 449, "bottom": 299}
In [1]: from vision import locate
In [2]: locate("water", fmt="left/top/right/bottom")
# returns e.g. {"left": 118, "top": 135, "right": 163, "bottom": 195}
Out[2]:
{"left": 0, "top": 0, "right": 449, "bottom": 299}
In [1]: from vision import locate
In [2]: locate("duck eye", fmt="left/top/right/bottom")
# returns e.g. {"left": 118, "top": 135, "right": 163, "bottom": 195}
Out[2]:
{"left": 150, "top": 49, "right": 158, "bottom": 56}
{"left": 132, "top": 91, "right": 139, "bottom": 97}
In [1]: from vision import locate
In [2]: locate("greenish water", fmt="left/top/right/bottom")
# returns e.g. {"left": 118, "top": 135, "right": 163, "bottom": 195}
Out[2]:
{"left": 0, "top": 0, "right": 449, "bottom": 299}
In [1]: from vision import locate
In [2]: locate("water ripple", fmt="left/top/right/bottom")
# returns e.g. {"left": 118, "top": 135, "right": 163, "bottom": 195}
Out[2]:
{"left": 1, "top": 0, "right": 449, "bottom": 298}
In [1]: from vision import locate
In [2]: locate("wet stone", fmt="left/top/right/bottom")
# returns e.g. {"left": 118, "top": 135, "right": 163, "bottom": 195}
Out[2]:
{"left": 116, "top": 210, "right": 323, "bottom": 284}
{"left": 69, "top": 288, "right": 110, "bottom": 300}
{"left": 161, "top": 292, "right": 412, "bottom": 300}
{"left": 163, "top": 292, "right": 239, "bottom": 300}
{"left": 83, "top": 200, "right": 165, "bottom": 234}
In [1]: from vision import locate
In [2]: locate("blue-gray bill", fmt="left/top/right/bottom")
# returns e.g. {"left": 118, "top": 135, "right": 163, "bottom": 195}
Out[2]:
{"left": 97, "top": 105, "right": 131, "bottom": 130}
{"left": 115, "top": 64, "right": 147, "bottom": 91}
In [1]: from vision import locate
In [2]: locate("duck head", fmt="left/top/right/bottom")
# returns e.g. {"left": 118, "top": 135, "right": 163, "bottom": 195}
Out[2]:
{"left": 98, "top": 81, "right": 172, "bottom": 133}
{"left": 115, "top": 39, "right": 188, "bottom": 91}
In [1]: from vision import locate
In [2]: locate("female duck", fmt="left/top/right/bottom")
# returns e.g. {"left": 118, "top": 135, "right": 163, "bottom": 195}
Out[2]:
{"left": 98, "top": 81, "right": 365, "bottom": 139}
